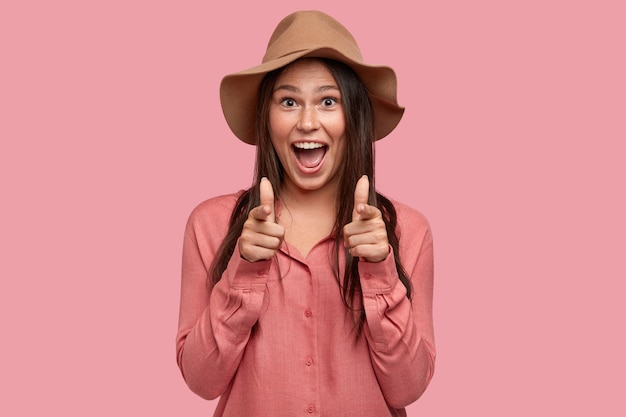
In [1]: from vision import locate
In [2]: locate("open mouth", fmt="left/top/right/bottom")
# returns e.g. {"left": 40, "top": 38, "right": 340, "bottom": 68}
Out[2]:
{"left": 293, "top": 142, "right": 328, "bottom": 169}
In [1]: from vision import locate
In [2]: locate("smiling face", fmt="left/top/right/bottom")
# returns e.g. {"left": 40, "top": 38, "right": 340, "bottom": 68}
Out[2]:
{"left": 268, "top": 59, "right": 347, "bottom": 196}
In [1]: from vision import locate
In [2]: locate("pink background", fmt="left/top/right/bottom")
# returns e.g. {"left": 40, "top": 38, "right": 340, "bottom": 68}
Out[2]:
{"left": 1, "top": 0, "right": 625, "bottom": 415}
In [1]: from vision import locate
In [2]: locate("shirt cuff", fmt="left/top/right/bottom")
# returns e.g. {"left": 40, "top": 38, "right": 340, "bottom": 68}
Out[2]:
{"left": 358, "top": 245, "right": 400, "bottom": 295}
{"left": 224, "top": 243, "right": 272, "bottom": 289}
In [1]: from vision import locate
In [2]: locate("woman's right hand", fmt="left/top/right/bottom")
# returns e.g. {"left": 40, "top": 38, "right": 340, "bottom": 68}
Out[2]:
{"left": 239, "top": 177, "right": 285, "bottom": 262}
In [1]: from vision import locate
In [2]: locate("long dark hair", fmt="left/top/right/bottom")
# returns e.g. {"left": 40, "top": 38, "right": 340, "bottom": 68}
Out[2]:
{"left": 209, "top": 58, "right": 411, "bottom": 335}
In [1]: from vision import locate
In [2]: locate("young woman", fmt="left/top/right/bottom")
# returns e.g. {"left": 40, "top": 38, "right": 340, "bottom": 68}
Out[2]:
{"left": 176, "top": 11, "right": 435, "bottom": 416}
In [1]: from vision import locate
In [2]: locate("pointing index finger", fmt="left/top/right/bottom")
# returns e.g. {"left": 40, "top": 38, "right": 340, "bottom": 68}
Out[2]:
{"left": 259, "top": 177, "right": 275, "bottom": 223}
{"left": 352, "top": 175, "right": 370, "bottom": 221}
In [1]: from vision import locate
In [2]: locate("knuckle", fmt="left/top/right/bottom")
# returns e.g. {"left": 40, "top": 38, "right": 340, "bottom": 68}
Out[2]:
{"left": 269, "top": 237, "right": 281, "bottom": 249}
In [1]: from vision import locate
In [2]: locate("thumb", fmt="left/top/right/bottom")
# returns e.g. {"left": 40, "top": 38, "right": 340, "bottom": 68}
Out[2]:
{"left": 259, "top": 177, "right": 275, "bottom": 222}
{"left": 352, "top": 175, "right": 369, "bottom": 221}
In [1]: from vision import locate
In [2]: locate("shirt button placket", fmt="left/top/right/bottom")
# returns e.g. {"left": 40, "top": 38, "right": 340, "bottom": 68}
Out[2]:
{"left": 304, "top": 264, "right": 318, "bottom": 415}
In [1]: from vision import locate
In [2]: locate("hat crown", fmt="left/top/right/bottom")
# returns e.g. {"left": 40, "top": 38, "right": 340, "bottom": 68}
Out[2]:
{"left": 263, "top": 11, "right": 363, "bottom": 63}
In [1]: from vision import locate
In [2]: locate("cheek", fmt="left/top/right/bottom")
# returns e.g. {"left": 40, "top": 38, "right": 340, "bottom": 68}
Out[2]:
{"left": 331, "top": 122, "right": 347, "bottom": 148}
{"left": 328, "top": 111, "right": 346, "bottom": 137}
{"left": 268, "top": 115, "right": 289, "bottom": 144}
{"left": 267, "top": 117, "right": 288, "bottom": 159}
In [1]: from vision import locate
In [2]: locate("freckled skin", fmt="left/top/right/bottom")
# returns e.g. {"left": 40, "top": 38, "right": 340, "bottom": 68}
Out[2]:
{"left": 240, "top": 60, "right": 389, "bottom": 263}
{"left": 268, "top": 60, "right": 347, "bottom": 195}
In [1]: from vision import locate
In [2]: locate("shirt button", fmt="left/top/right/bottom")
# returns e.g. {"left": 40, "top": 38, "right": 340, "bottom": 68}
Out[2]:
{"left": 257, "top": 269, "right": 265, "bottom": 276}
{"left": 305, "top": 357, "right": 313, "bottom": 366}
{"left": 304, "top": 308, "right": 312, "bottom": 317}
{"left": 363, "top": 272, "right": 372, "bottom": 280}
{"left": 307, "top": 404, "right": 315, "bottom": 413}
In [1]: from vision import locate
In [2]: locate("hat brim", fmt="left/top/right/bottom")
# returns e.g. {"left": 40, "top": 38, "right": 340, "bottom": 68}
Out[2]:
{"left": 220, "top": 47, "right": 404, "bottom": 145}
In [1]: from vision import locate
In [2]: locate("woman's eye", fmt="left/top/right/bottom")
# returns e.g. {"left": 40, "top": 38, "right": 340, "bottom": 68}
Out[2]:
{"left": 321, "top": 98, "right": 338, "bottom": 107}
{"left": 280, "top": 98, "right": 296, "bottom": 107}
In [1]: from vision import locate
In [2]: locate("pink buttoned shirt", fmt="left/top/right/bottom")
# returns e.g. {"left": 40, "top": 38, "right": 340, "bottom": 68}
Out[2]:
{"left": 176, "top": 192, "right": 435, "bottom": 417}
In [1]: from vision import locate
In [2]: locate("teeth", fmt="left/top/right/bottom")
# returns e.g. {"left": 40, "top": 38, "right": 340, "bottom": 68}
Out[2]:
{"left": 294, "top": 142, "right": 324, "bottom": 150}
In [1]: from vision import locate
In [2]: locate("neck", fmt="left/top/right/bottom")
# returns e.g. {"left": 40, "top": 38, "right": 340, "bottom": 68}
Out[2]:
{"left": 278, "top": 180, "right": 338, "bottom": 215}
{"left": 276, "top": 179, "right": 339, "bottom": 257}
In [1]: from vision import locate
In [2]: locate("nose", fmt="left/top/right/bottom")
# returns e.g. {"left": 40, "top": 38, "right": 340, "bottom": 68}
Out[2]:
{"left": 296, "top": 106, "right": 320, "bottom": 131}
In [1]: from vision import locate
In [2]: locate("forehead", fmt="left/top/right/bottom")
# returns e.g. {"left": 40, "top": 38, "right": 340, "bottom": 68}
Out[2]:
{"left": 275, "top": 59, "right": 338, "bottom": 87}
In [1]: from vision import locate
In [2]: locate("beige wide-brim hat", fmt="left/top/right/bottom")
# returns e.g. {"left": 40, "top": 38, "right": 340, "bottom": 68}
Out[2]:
{"left": 220, "top": 10, "right": 405, "bottom": 145}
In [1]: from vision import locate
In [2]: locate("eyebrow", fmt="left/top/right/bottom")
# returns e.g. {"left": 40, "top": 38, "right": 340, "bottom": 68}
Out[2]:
{"left": 273, "top": 84, "right": 340, "bottom": 93}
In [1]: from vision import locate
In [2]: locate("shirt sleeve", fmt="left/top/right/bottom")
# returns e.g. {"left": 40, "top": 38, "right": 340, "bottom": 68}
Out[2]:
{"left": 175, "top": 203, "right": 271, "bottom": 400}
{"left": 359, "top": 213, "right": 435, "bottom": 408}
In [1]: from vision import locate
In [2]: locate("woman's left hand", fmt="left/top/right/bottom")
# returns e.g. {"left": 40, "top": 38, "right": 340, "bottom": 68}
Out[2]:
{"left": 343, "top": 175, "right": 390, "bottom": 263}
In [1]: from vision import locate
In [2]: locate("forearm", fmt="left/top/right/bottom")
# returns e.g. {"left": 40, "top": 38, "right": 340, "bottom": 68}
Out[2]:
{"left": 360, "top": 249, "right": 435, "bottom": 407}
{"left": 177, "top": 279, "right": 267, "bottom": 399}
{"left": 176, "top": 235, "right": 270, "bottom": 399}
